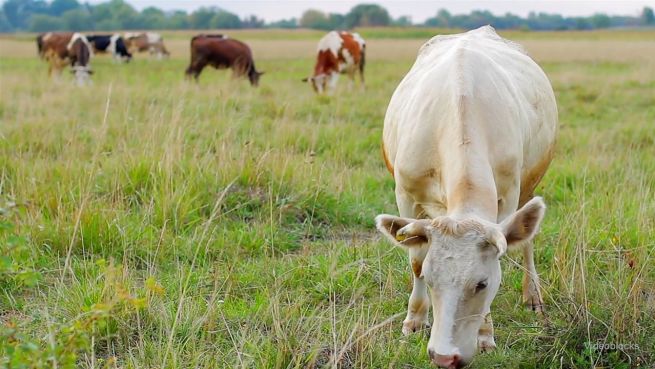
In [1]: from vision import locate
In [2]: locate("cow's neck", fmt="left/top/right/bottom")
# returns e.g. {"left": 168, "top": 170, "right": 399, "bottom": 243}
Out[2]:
{"left": 441, "top": 130, "right": 498, "bottom": 223}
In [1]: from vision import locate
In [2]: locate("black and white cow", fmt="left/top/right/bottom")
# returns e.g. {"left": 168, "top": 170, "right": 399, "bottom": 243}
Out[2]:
{"left": 86, "top": 34, "right": 132, "bottom": 62}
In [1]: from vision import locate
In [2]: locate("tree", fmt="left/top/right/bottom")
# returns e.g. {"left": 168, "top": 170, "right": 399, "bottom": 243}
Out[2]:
{"left": 299, "top": 9, "right": 329, "bottom": 29}
{"left": 327, "top": 13, "right": 345, "bottom": 29}
{"left": 49, "top": 0, "right": 79, "bottom": 16}
{"left": 425, "top": 9, "right": 451, "bottom": 27}
{"left": 166, "top": 10, "right": 190, "bottom": 29}
{"left": 267, "top": 18, "right": 297, "bottom": 29}
{"left": 29, "top": 13, "right": 63, "bottom": 31}
{"left": 642, "top": 7, "right": 654, "bottom": 25}
{"left": 590, "top": 13, "right": 611, "bottom": 28}
{"left": 108, "top": 0, "right": 139, "bottom": 29}
{"left": 392, "top": 15, "right": 412, "bottom": 27}
{"left": 574, "top": 17, "right": 591, "bottom": 30}
{"left": 90, "top": 0, "right": 138, "bottom": 30}
{"left": 138, "top": 6, "right": 167, "bottom": 29}
{"left": 62, "top": 7, "right": 93, "bottom": 30}
{"left": 210, "top": 11, "right": 241, "bottom": 29}
{"left": 3, "top": 0, "right": 49, "bottom": 30}
{"left": 345, "top": 4, "right": 390, "bottom": 28}
{"left": 242, "top": 15, "right": 264, "bottom": 28}
{"left": 0, "top": 10, "right": 13, "bottom": 31}
{"left": 190, "top": 7, "right": 216, "bottom": 29}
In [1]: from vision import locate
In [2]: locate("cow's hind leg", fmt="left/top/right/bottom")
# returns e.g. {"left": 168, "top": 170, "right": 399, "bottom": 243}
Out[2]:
{"left": 522, "top": 240, "right": 544, "bottom": 313}
{"left": 358, "top": 53, "right": 365, "bottom": 90}
{"left": 396, "top": 189, "right": 430, "bottom": 335}
{"left": 477, "top": 313, "right": 496, "bottom": 352}
{"left": 346, "top": 69, "right": 356, "bottom": 90}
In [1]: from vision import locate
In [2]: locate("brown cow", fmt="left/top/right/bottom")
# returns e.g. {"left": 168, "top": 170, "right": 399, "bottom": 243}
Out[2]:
{"left": 37, "top": 32, "right": 92, "bottom": 86}
{"left": 302, "top": 31, "right": 366, "bottom": 94}
{"left": 185, "top": 35, "right": 263, "bottom": 86}
{"left": 123, "top": 32, "right": 170, "bottom": 59}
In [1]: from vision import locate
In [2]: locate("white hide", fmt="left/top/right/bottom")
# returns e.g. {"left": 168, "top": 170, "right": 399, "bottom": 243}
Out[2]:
{"left": 317, "top": 30, "right": 343, "bottom": 57}
{"left": 146, "top": 32, "right": 162, "bottom": 44}
{"left": 109, "top": 34, "right": 119, "bottom": 55}
{"left": 383, "top": 25, "right": 557, "bottom": 222}
{"left": 123, "top": 32, "right": 139, "bottom": 40}
{"left": 351, "top": 32, "right": 366, "bottom": 49}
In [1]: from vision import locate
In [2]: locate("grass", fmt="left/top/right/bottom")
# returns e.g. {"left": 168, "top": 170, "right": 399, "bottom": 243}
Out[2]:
{"left": 1, "top": 29, "right": 654, "bottom": 369}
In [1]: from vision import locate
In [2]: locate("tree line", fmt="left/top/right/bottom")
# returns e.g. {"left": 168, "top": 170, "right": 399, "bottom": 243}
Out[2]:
{"left": 1, "top": 0, "right": 654, "bottom": 33}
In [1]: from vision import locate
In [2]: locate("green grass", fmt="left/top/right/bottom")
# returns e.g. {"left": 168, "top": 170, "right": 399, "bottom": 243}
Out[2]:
{"left": 1, "top": 33, "right": 654, "bottom": 369}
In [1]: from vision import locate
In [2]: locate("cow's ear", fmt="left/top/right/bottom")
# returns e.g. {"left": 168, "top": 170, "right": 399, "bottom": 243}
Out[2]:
{"left": 499, "top": 197, "right": 546, "bottom": 252}
{"left": 301, "top": 77, "right": 310, "bottom": 82}
{"left": 375, "top": 215, "right": 430, "bottom": 248}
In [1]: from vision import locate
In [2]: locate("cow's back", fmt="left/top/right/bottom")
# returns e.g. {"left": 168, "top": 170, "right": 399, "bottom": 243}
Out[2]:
{"left": 41, "top": 32, "right": 74, "bottom": 59}
{"left": 192, "top": 38, "right": 252, "bottom": 66}
{"left": 384, "top": 26, "right": 557, "bottom": 216}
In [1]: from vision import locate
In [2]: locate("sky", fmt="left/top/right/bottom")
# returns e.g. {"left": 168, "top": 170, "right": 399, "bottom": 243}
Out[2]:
{"left": 89, "top": 1, "right": 655, "bottom": 23}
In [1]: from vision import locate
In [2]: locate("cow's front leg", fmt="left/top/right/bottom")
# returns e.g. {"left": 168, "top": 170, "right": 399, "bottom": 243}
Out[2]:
{"left": 522, "top": 240, "right": 544, "bottom": 313}
{"left": 477, "top": 313, "right": 496, "bottom": 352}
{"left": 402, "top": 246, "right": 430, "bottom": 335}
{"left": 395, "top": 190, "right": 430, "bottom": 335}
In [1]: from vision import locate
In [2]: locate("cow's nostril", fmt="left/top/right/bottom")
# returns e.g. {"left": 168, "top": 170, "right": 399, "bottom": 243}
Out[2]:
{"left": 430, "top": 352, "right": 462, "bottom": 369}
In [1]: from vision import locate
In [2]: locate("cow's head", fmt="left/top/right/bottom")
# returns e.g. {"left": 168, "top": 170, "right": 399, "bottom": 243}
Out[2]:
{"left": 375, "top": 197, "right": 546, "bottom": 368}
{"left": 118, "top": 48, "right": 132, "bottom": 63}
{"left": 248, "top": 69, "right": 264, "bottom": 87}
{"left": 71, "top": 65, "right": 92, "bottom": 86}
{"left": 302, "top": 74, "right": 327, "bottom": 94}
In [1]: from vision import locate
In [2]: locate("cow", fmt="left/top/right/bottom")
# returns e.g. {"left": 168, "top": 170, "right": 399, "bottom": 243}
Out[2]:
{"left": 375, "top": 26, "right": 557, "bottom": 368}
{"left": 302, "top": 30, "right": 365, "bottom": 94}
{"left": 37, "top": 32, "right": 93, "bottom": 86}
{"left": 124, "top": 32, "right": 170, "bottom": 59}
{"left": 86, "top": 34, "right": 132, "bottom": 62}
{"left": 185, "top": 35, "right": 263, "bottom": 87}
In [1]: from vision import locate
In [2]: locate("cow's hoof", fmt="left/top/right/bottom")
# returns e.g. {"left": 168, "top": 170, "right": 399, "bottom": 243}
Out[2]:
{"left": 478, "top": 335, "right": 496, "bottom": 353}
{"left": 523, "top": 293, "right": 545, "bottom": 314}
{"left": 402, "top": 319, "right": 430, "bottom": 335}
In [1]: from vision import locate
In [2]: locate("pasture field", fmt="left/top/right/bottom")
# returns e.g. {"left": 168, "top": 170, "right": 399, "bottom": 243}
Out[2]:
{"left": 1, "top": 29, "right": 654, "bottom": 368}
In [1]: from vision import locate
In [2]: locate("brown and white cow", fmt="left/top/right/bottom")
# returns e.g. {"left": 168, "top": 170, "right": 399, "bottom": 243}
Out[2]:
{"left": 302, "top": 30, "right": 365, "bottom": 94}
{"left": 376, "top": 26, "right": 557, "bottom": 368}
{"left": 185, "top": 35, "right": 263, "bottom": 87}
{"left": 123, "top": 32, "right": 170, "bottom": 59}
{"left": 37, "top": 32, "right": 93, "bottom": 86}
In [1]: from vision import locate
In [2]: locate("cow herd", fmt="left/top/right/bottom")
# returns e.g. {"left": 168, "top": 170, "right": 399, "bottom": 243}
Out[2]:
{"left": 35, "top": 30, "right": 365, "bottom": 92}
{"left": 34, "top": 26, "right": 558, "bottom": 368}
{"left": 36, "top": 31, "right": 169, "bottom": 85}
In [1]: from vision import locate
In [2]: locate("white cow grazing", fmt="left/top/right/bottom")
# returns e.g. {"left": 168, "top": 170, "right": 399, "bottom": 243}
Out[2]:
{"left": 376, "top": 26, "right": 557, "bottom": 368}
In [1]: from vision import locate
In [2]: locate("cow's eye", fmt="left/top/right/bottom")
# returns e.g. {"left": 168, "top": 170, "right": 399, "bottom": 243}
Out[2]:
{"left": 475, "top": 280, "right": 488, "bottom": 292}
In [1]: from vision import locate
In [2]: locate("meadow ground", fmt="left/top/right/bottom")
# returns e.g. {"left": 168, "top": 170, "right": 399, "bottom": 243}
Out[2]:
{"left": 0, "top": 28, "right": 654, "bottom": 368}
